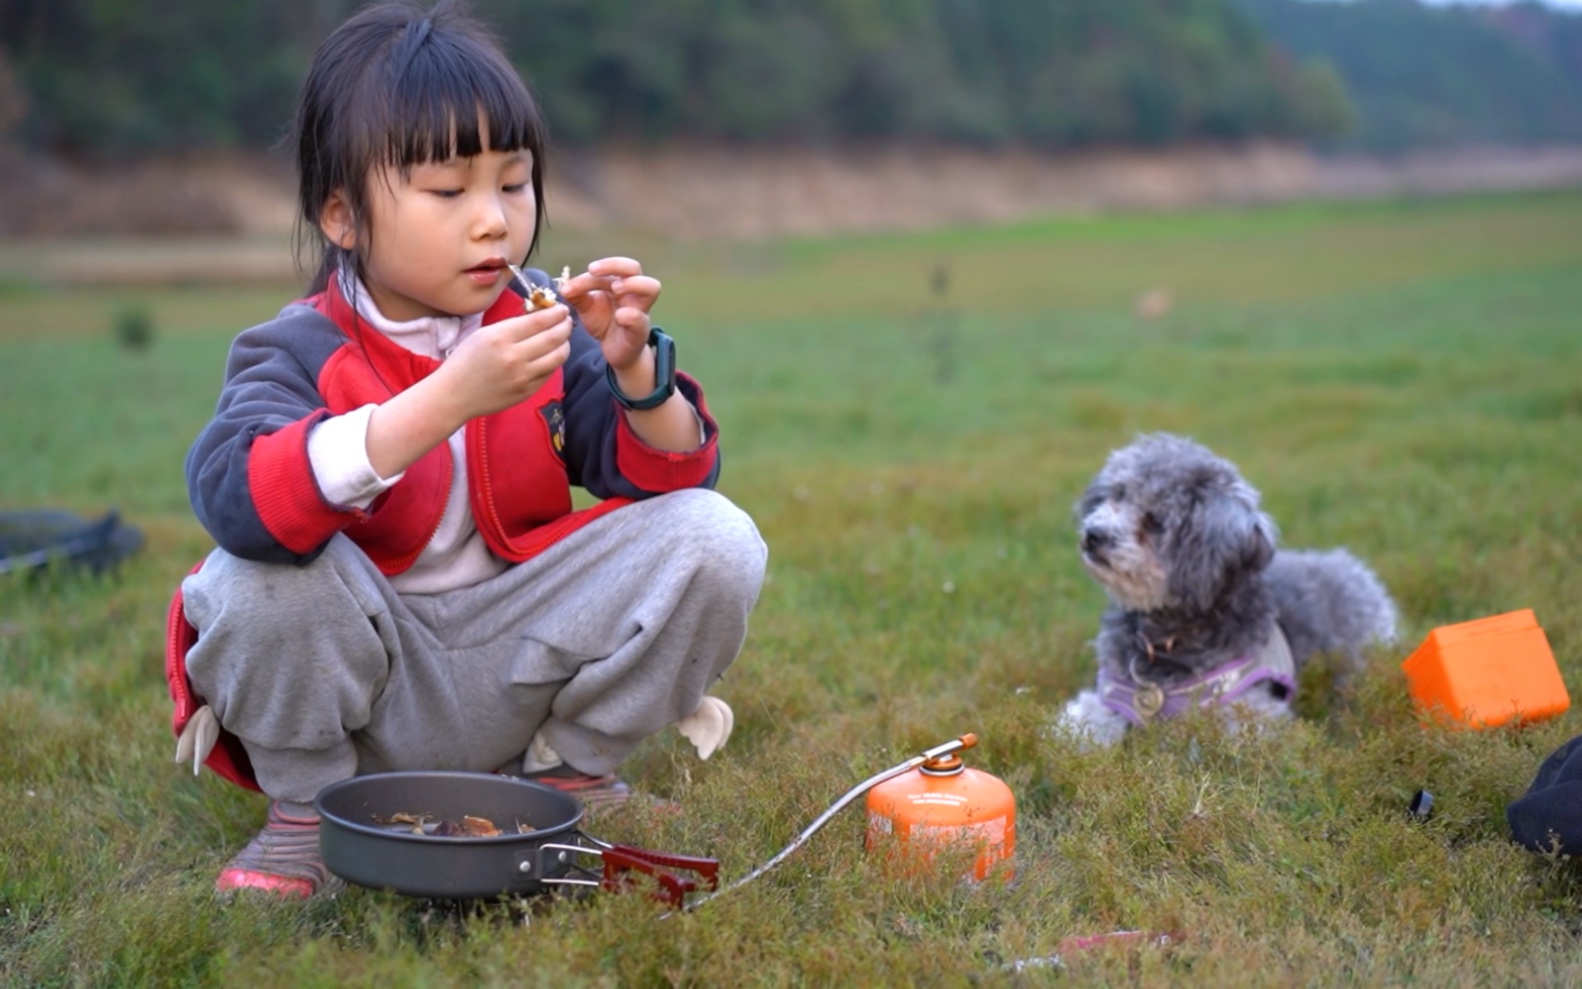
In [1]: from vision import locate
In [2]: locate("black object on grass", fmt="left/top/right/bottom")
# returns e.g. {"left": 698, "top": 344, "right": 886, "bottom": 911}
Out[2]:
{"left": 1508, "top": 735, "right": 1582, "bottom": 856}
{"left": 1408, "top": 789, "right": 1434, "bottom": 822}
{"left": 0, "top": 509, "right": 144, "bottom": 576}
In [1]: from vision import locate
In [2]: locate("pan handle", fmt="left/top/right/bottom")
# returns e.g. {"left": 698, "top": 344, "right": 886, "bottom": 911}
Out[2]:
{"left": 601, "top": 844, "right": 720, "bottom": 907}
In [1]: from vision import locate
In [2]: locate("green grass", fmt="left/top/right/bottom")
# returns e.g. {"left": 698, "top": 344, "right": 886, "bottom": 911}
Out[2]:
{"left": 4, "top": 192, "right": 1582, "bottom": 986}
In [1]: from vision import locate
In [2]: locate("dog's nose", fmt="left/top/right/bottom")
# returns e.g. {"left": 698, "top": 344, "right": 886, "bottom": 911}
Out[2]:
{"left": 1082, "top": 528, "right": 1114, "bottom": 557}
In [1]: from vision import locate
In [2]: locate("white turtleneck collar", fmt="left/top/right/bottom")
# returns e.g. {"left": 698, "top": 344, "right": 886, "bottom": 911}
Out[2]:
{"left": 338, "top": 269, "right": 485, "bottom": 360}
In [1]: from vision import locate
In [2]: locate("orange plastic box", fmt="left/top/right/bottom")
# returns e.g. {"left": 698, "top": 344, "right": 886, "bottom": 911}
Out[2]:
{"left": 1401, "top": 609, "right": 1569, "bottom": 728}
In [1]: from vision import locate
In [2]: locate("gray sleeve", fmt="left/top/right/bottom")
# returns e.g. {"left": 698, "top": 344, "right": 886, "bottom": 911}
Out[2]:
{"left": 184, "top": 307, "right": 350, "bottom": 562}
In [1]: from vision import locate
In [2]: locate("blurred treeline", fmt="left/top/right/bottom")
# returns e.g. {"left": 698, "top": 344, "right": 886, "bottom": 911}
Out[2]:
{"left": 1, "top": 0, "right": 1580, "bottom": 161}
{"left": 1240, "top": 0, "right": 1582, "bottom": 152}
{"left": 0, "top": 0, "right": 1350, "bottom": 157}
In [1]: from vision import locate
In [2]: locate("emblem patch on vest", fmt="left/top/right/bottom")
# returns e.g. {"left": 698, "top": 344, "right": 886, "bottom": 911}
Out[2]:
{"left": 541, "top": 401, "right": 566, "bottom": 457}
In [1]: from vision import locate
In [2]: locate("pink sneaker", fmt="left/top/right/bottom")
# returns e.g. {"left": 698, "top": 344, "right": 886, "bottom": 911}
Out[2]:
{"left": 215, "top": 800, "right": 329, "bottom": 899}
{"left": 522, "top": 770, "right": 636, "bottom": 812}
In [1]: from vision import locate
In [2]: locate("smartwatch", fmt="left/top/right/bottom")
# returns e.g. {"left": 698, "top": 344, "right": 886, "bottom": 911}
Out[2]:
{"left": 605, "top": 326, "right": 676, "bottom": 411}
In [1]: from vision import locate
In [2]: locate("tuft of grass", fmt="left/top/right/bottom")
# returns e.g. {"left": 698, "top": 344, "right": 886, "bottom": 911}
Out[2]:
{"left": 111, "top": 305, "right": 154, "bottom": 351}
{"left": 4, "top": 191, "right": 1582, "bottom": 986}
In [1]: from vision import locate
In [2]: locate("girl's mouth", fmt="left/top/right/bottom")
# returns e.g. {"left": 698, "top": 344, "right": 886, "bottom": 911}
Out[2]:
{"left": 465, "top": 261, "right": 506, "bottom": 285}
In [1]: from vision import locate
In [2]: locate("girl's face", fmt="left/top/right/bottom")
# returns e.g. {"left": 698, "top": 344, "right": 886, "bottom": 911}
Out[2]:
{"left": 324, "top": 139, "right": 537, "bottom": 321}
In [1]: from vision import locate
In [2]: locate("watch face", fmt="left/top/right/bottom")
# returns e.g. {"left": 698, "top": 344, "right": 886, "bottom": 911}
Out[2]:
{"left": 654, "top": 329, "right": 676, "bottom": 383}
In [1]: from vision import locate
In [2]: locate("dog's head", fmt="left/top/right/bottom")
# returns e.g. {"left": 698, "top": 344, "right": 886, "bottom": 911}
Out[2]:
{"left": 1075, "top": 433, "right": 1277, "bottom": 613}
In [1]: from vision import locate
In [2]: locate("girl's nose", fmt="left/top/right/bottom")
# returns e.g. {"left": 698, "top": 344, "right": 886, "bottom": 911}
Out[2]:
{"left": 473, "top": 193, "right": 509, "bottom": 239}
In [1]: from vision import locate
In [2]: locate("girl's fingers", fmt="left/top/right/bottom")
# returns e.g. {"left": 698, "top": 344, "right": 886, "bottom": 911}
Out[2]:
{"left": 515, "top": 317, "right": 573, "bottom": 356}
{"left": 495, "top": 305, "right": 569, "bottom": 340}
{"left": 564, "top": 281, "right": 656, "bottom": 332}
{"left": 612, "top": 275, "right": 661, "bottom": 307}
{"left": 556, "top": 262, "right": 656, "bottom": 347}
{"left": 614, "top": 306, "right": 652, "bottom": 333}
{"left": 521, "top": 340, "right": 572, "bottom": 382}
{"left": 587, "top": 256, "right": 642, "bottom": 278}
{"left": 546, "top": 341, "right": 573, "bottom": 371}
{"left": 559, "top": 282, "right": 614, "bottom": 332}
{"left": 556, "top": 273, "right": 605, "bottom": 301}
{"left": 563, "top": 261, "right": 654, "bottom": 301}
{"left": 579, "top": 304, "right": 611, "bottom": 340}
{"left": 544, "top": 317, "right": 574, "bottom": 348}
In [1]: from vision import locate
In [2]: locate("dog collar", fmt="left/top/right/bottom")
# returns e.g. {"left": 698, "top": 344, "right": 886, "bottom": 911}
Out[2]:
{"left": 1097, "top": 625, "right": 1296, "bottom": 726}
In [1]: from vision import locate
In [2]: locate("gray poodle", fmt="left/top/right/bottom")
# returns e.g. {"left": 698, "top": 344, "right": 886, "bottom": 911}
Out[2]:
{"left": 1057, "top": 433, "right": 1398, "bottom": 746}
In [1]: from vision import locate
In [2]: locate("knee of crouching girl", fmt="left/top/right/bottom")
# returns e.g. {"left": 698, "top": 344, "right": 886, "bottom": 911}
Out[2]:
{"left": 669, "top": 488, "right": 769, "bottom": 604}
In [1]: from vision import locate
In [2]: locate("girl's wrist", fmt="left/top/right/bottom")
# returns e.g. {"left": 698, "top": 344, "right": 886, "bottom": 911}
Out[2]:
{"left": 414, "top": 362, "right": 476, "bottom": 430}
{"left": 610, "top": 346, "right": 657, "bottom": 397}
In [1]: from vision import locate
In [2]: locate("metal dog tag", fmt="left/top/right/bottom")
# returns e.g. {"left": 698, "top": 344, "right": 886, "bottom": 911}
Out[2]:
{"left": 1134, "top": 683, "right": 1165, "bottom": 720}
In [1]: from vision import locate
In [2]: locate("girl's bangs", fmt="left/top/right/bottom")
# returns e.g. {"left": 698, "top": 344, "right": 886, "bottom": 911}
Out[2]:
{"left": 381, "top": 42, "right": 543, "bottom": 169}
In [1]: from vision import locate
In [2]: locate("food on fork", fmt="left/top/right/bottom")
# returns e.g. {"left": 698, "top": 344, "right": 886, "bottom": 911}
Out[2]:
{"left": 508, "top": 264, "right": 572, "bottom": 312}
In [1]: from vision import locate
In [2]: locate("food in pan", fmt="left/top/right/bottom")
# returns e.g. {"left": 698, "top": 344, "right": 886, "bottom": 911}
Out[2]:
{"left": 377, "top": 811, "right": 531, "bottom": 836}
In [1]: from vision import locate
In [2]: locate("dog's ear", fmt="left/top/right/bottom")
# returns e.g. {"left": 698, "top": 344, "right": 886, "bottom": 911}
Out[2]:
{"left": 1244, "top": 509, "right": 1277, "bottom": 572}
{"left": 1170, "top": 482, "right": 1278, "bottom": 610}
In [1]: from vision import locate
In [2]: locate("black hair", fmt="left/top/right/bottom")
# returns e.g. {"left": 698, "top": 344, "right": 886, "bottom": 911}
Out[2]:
{"left": 289, "top": 0, "right": 549, "bottom": 293}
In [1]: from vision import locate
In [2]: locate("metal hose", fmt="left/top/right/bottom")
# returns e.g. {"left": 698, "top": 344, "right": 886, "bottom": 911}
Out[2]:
{"left": 682, "top": 733, "right": 976, "bottom": 911}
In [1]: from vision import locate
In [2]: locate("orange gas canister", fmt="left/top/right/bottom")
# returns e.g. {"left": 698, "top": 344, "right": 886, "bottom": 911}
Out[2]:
{"left": 1401, "top": 609, "right": 1570, "bottom": 728}
{"left": 865, "top": 748, "right": 1016, "bottom": 882}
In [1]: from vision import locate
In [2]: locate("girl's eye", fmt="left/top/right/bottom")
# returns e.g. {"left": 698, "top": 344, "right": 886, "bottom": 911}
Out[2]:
{"left": 502, "top": 183, "right": 528, "bottom": 194}
{"left": 429, "top": 189, "right": 463, "bottom": 199}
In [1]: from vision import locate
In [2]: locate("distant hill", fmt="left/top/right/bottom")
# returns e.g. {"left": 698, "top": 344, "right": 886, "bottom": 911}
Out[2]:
{"left": 0, "top": 0, "right": 1348, "bottom": 157}
{"left": 8, "top": 0, "right": 1582, "bottom": 161}
{"left": 1238, "top": 0, "right": 1582, "bottom": 151}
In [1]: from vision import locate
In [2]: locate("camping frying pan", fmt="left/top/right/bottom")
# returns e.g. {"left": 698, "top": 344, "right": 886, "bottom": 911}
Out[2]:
{"left": 314, "top": 771, "right": 718, "bottom": 904}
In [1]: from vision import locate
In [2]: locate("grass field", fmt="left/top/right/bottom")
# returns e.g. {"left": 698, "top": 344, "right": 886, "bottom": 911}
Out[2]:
{"left": 3, "top": 191, "right": 1582, "bottom": 986}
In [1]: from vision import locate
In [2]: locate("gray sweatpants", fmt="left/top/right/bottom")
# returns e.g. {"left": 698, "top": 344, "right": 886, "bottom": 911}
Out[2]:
{"left": 180, "top": 489, "right": 767, "bottom": 803}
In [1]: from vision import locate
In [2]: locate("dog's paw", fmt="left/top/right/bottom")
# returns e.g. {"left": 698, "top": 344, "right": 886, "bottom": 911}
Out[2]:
{"left": 1049, "top": 689, "right": 1130, "bottom": 749}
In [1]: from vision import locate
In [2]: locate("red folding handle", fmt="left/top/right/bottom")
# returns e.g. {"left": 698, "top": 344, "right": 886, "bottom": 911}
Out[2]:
{"left": 600, "top": 844, "right": 721, "bottom": 907}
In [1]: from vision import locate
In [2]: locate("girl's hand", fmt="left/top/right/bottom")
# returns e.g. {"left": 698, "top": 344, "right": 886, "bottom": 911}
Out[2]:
{"left": 556, "top": 255, "right": 699, "bottom": 452}
{"left": 559, "top": 257, "right": 662, "bottom": 373}
{"left": 440, "top": 304, "right": 573, "bottom": 420}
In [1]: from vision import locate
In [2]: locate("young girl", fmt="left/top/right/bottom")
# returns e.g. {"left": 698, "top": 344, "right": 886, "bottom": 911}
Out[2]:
{"left": 164, "top": 0, "right": 766, "bottom": 899}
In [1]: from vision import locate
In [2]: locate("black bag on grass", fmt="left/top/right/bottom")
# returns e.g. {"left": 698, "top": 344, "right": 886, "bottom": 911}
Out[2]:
{"left": 1507, "top": 734, "right": 1582, "bottom": 857}
{"left": 0, "top": 508, "right": 144, "bottom": 576}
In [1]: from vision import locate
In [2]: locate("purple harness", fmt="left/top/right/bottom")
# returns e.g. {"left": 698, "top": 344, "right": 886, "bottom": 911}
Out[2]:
{"left": 1097, "top": 627, "right": 1296, "bottom": 727}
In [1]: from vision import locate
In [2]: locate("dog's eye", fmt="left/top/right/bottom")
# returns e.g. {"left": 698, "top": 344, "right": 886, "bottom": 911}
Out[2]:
{"left": 1141, "top": 512, "right": 1163, "bottom": 535}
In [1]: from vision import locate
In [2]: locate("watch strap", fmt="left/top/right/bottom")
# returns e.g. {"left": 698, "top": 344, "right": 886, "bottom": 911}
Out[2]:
{"left": 605, "top": 326, "right": 676, "bottom": 411}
